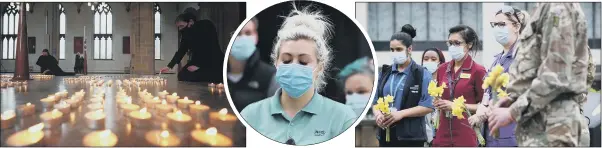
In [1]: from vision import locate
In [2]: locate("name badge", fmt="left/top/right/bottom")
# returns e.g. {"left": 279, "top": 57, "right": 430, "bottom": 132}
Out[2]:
{"left": 460, "top": 73, "right": 471, "bottom": 79}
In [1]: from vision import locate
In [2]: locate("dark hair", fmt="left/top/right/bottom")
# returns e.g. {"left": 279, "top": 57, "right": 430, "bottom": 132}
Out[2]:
{"left": 421, "top": 47, "right": 446, "bottom": 65}
{"left": 175, "top": 12, "right": 197, "bottom": 23}
{"left": 390, "top": 24, "right": 416, "bottom": 47}
{"left": 249, "top": 17, "right": 258, "bottom": 28}
{"left": 495, "top": 6, "right": 528, "bottom": 33}
{"left": 449, "top": 25, "right": 481, "bottom": 54}
{"left": 42, "top": 49, "right": 48, "bottom": 52}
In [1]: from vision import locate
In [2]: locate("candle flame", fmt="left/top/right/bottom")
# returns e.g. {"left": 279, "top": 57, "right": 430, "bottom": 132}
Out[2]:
{"left": 162, "top": 90, "right": 167, "bottom": 93}
{"left": 206, "top": 127, "right": 217, "bottom": 136}
{"left": 195, "top": 101, "right": 200, "bottom": 105}
{"left": 172, "top": 93, "right": 177, "bottom": 96}
{"left": 126, "top": 97, "right": 132, "bottom": 104}
{"left": 184, "top": 97, "right": 189, "bottom": 100}
{"left": 160, "top": 130, "right": 170, "bottom": 138}
{"left": 175, "top": 110, "right": 183, "bottom": 115}
{"left": 1, "top": 110, "right": 15, "bottom": 119}
{"left": 219, "top": 108, "right": 228, "bottom": 115}
{"left": 153, "top": 97, "right": 159, "bottom": 100}
{"left": 161, "top": 99, "right": 167, "bottom": 104}
{"left": 143, "top": 89, "right": 147, "bottom": 92}
{"left": 96, "top": 109, "right": 104, "bottom": 114}
{"left": 140, "top": 108, "right": 147, "bottom": 113}
{"left": 100, "top": 130, "right": 111, "bottom": 138}
{"left": 28, "top": 123, "right": 44, "bottom": 132}
{"left": 26, "top": 102, "right": 31, "bottom": 106}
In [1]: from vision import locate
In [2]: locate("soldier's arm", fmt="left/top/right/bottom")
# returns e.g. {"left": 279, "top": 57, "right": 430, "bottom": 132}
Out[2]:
{"left": 509, "top": 4, "right": 585, "bottom": 123}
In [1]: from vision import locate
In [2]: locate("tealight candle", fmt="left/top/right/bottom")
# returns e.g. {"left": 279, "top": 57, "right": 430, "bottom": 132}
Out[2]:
{"left": 17, "top": 103, "right": 35, "bottom": 116}
{"left": 128, "top": 108, "right": 152, "bottom": 128}
{"left": 208, "top": 83, "right": 216, "bottom": 88}
{"left": 166, "top": 110, "right": 192, "bottom": 132}
{"left": 65, "top": 98, "right": 82, "bottom": 108}
{"left": 87, "top": 103, "right": 104, "bottom": 111}
{"left": 145, "top": 97, "right": 161, "bottom": 109}
{"left": 89, "top": 97, "right": 104, "bottom": 104}
{"left": 120, "top": 99, "right": 140, "bottom": 116}
{"left": 85, "top": 109, "right": 106, "bottom": 130}
{"left": 1, "top": 110, "right": 16, "bottom": 129}
{"left": 166, "top": 93, "right": 179, "bottom": 103}
{"left": 40, "top": 109, "right": 64, "bottom": 129}
{"left": 209, "top": 108, "right": 238, "bottom": 137}
{"left": 54, "top": 101, "right": 71, "bottom": 114}
{"left": 155, "top": 100, "right": 173, "bottom": 115}
{"left": 176, "top": 97, "right": 194, "bottom": 109}
{"left": 158, "top": 90, "right": 169, "bottom": 99}
{"left": 145, "top": 130, "right": 181, "bottom": 146}
{"left": 6, "top": 123, "right": 44, "bottom": 146}
{"left": 82, "top": 130, "right": 118, "bottom": 146}
{"left": 191, "top": 127, "right": 233, "bottom": 146}
{"left": 189, "top": 101, "right": 210, "bottom": 125}
{"left": 40, "top": 97, "right": 57, "bottom": 109}
{"left": 216, "top": 83, "right": 224, "bottom": 89}
{"left": 141, "top": 94, "right": 153, "bottom": 101}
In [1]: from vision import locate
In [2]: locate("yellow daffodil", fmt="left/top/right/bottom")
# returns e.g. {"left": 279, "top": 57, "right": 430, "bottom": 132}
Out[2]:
{"left": 491, "top": 64, "right": 504, "bottom": 78}
{"left": 497, "top": 88, "right": 509, "bottom": 98}
{"left": 428, "top": 81, "right": 447, "bottom": 98}
{"left": 452, "top": 96, "right": 466, "bottom": 119}
{"left": 497, "top": 73, "right": 510, "bottom": 88}
{"left": 384, "top": 95, "right": 394, "bottom": 103}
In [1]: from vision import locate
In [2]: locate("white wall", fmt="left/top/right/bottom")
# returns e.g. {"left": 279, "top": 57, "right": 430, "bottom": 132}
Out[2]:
{"left": 0, "top": 2, "right": 195, "bottom": 73}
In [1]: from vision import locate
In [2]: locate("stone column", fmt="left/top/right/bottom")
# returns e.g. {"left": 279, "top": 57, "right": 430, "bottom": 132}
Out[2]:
{"left": 46, "top": 3, "right": 60, "bottom": 61}
{"left": 13, "top": 3, "right": 30, "bottom": 81}
{"left": 130, "top": 3, "right": 155, "bottom": 75}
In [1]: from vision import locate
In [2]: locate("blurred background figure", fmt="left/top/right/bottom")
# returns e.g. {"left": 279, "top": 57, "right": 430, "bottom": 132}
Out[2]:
{"left": 36, "top": 49, "right": 75, "bottom": 76}
{"left": 74, "top": 52, "right": 84, "bottom": 74}
{"left": 420, "top": 47, "right": 446, "bottom": 146}
{"left": 337, "top": 56, "right": 375, "bottom": 118}
{"left": 160, "top": 11, "right": 223, "bottom": 82}
{"left": 228, "top": 17, "right": 279, "bottom": 111}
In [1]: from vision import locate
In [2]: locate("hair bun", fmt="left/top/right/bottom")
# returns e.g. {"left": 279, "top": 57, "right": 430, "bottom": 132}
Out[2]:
{"left": 280, "top": 4, "right": 332, "bottom": 39}
{"left": 401, "top": 24, "right": 416, "bottom": 38}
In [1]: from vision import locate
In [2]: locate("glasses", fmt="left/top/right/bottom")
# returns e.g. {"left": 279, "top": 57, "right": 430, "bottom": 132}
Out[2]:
{"left": 498, "top": 5, "right": 522, "bottom": 25}
{"left": 446, "top": 40, "right": 465, "bottom": 47}
{"left": 490, "top": 21, "right": 517, "bottom": 28}
{"left": 285, "top": 138, "right": 296, "bottom": 145}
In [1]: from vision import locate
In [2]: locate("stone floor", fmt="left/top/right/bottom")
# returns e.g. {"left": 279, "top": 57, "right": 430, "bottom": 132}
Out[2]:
{"left": 0, "top": 74, "right": 246, "bottom": 147}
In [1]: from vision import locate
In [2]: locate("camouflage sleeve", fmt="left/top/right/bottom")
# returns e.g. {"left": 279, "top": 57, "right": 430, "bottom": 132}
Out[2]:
{"left": 510, "top": 3, "right": 589, "bottom": 123}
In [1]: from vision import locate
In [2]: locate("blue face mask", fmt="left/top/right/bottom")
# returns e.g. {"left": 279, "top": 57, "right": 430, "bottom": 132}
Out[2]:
{"left": 275, "top": 63, "right": 314, "bottom": 99}
{"left": 422, "top": 61, "right": 439, "bottom": 74}
{"left": 230, "top": 36, "right": 257, "bottom": 61}
{"left": 493, "top": 26, "right": 510, "bottom": 45}
{"left": 392, "top": 51, "right": 408, "bottom": 64}
{"left": 448, "top": 45, "right": 466, "bottom": 61}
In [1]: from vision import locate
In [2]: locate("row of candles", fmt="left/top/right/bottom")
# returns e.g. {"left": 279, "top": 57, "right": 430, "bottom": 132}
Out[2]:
{"left": 0, "top": 81, "right": 27, "bottom": 89}
{"left": 64, "top": 77, "right": 167, "bottom": 88}
{"left": 31, "top": 74, "right": 54, "bottom": 80}
{"left": 1, "top": 85, "right": 236, "bottom": 146}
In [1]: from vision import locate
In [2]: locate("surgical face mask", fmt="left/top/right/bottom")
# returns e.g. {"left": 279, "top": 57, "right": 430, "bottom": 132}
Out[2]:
{"left": 391, "top": 51, "right": 408, "bottom": 64}
{"left": 230, "top": 36, "right": 257, "bottom": 61}
{"left": 275, "top": 63, "right": 314, "bottom": 99}
{"left": 448, "top": 45, "right": 466, "bottom": 61}
{"left": 423, "top": 61, "right": 439, "bottom": 74}
{"left": 493, "top": 26, "right": 510, "bottom": 45}
{"left": 346, "top": 93, "right": 370, "bottom": 116}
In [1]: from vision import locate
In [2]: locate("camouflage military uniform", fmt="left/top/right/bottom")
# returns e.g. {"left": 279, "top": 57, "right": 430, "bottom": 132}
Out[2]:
{"left": 505, "top": 3, "right": 590, "bottom": 147}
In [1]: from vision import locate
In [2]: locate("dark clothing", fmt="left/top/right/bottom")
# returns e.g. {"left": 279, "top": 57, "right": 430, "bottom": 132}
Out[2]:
{"left": 74, "top": 54, "right": 84, "bottom": 74}
{"left": 432, "top": 55, "right": 486, "bottom": 147}
{"left": 168, "top": 20, "right": 223, "bottom": 83}
{"left": 36, "top": 55, "right": 74, "bottom": 76}
{"left": 375, "top": 61, "right": 430, "bottom": 143}
{"left": 227, "top": 50, "right": 277, "bottom": 111}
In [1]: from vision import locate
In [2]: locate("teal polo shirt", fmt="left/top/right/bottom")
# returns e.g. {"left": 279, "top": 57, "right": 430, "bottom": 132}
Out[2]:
{"left": 241, "top": 89, "right": 357, "bottom": 145}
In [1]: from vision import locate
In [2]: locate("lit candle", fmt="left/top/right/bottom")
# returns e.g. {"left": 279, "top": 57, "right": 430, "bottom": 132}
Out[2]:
{"left": 40, "top": 109, "right": 63, "bottom": 129}
{"left": 120, "top": 99, "right": 140, "bottom": 116}
{"left": 189, "top": 101, "right": 210, "bottom": 125}
{"left": 5, "top": 123, "right": 44, "bottom": 146}
{"left": 141, "top": 93, "right": 153, "bottom": 101}
{"left": 155, "top": 99, "right": 173, "bottom": 115}
{"left": 209, "top": 108, "right": 238, "bottom": 138}
{"left": 54, "top": 101, "right": 71, "bottom": 114}
{"left": 128, "top": 108, "right": 152, "bottom": 127}
{"left": 176, "top": 97, "right": 194, "bottom": 109}
{"left": 166, "top": 93, "right": 179, "bottom": 104}
{"left": 191, "top": 127, "right": 233, "bottom": 146}
{"left": 216, "top": 83, "right": 224, "bottom": 89}
{"left": 87, "top": 103, "right": 104, "bottom": 111}
{"left": 17, "top": 103, "right": 35, "bottom": 116}
{"left": 158, "top": 90, "right": 169, "bottom": 99}
{"left": 1, "top": 110, "right": 16, "bottom": 129}
{"left": 145, "top": 97, "right": 161, "bottom": 109}
{"left": 84, "top": 109, "right": 106, "bottom": 129}
{"left": 145, "top": 130, "right": 181, "bottom": 146}
{"left": 40, "top": 97, "right": 57, "bottom": 109}
{"left": 166, "top": 110, "right": 192, "bottom": 132}
{"left": 208, "top": 83, "right": 216, "bottom": 88}
{"left": 65, "top": 98, "right": 82, "bottom": 108}
{"left": 89, "top": 97, "right": 104, "bottom": 104}
{"left": 82, "top": 130, "right": 118, "bottom": 146}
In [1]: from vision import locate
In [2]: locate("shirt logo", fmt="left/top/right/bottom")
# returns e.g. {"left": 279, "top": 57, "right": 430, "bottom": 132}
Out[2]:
{"left": 314, "top": 130, "right": 325, "bottom": 136}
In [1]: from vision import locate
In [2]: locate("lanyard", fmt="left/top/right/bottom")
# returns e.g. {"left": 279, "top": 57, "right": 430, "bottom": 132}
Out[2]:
{"left": 389, "top": 73, "right": 406, "bottom": 97}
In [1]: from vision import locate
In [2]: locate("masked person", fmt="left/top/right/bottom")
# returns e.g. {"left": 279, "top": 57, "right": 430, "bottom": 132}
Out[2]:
{"left": 338, "top": 57, "right": 374, "bottom": 118}
{"left": 432, "top": 25, "right": 487, "bottom": 147}
{"left": 160, "top": 12, "right": 223, "bottom": 83}
{"left": 228, "top": 17, "right": 279, "bottom": 111}
{"left": 240, "top": 7, "right": 356, "bottom": 146}
{"left": 372, "top": 24, "right": 434, "bottom": 147}
{"left": 36, "top": 49, "right": 74, "bottom": 76}
{"left": 487, "top": 3, "right": 591, "bottom": 147}
{"left": 420, "top": 47, "right": 446, "bottom": 146}
{"left": 74, "top": 52, "right": 84, "bottom": 74}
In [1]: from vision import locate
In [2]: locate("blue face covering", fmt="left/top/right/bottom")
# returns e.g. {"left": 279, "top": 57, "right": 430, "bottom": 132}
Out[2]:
{"left": 448, "top": 45, "right": 466, "bottom": 61}
{"left": 275, "top": 63, "right": 314, "bottom": 99}
{"left": 230, "top": 36, "right": 257, "bottom": 61}
{"left": 423, "top": 61, "right": 439, "bottom": 74}
{"left": 493, "top": 26, "right": 510, "bottom": 45}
